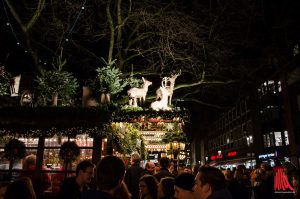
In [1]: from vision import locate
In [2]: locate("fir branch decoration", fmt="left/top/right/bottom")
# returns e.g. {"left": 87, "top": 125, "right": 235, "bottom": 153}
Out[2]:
{"left": 162, "top": 131, "right": 188, "bottom": 144}
{"left": 4, "top": 139, "right": 26, "bottom": 161}
{"left": 95, "top": 58, "right": 127, "bottom": 95}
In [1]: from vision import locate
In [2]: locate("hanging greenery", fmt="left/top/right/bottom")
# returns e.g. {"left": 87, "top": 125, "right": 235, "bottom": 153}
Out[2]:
{"left": 0, "top": 66, "right": 11, "bottom": 96}
{"left": 95, "top": 58, "right": 127, "bottom": 95}
{"left": 4, "top": 139, "right": 26, "bottom": 161}
{"left": 59, "top": 141, "right": 80, "bottom": 163}
{"left": 104, "top": 123, "right": 147, "bottom": 159}
{"left": 161, "top": 131, "right": 188, "bottom": 144}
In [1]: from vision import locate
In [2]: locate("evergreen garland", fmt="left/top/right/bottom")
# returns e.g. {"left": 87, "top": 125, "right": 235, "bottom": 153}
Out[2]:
{"left": 59, "top": 141, "right": 80, "bottom": 163}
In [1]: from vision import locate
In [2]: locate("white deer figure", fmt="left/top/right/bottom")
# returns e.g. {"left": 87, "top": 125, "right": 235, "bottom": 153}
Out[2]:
{"left": 150, "top": 86, "right": 171, "bottom": 111}
{"left": 156, "top": 70, "right": 181, "bottom": 105}
{"left": 127, "top": 77, "right": 152, "bottom": 107}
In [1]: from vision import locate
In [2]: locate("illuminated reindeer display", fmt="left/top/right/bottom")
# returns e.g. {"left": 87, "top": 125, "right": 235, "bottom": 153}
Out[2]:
{"left": 150, "top": 86, "right": 171, "bottom": 111}
{"left": 156, "top": 70, "right": 181, "bottom": 105}
{"left": 127, "top": 77, "right": 152, "bottom": 107}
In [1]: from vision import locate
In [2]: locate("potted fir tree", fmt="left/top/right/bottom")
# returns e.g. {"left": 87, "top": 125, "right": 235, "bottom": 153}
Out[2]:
{"left": 95, "top": 59, "right": 127, "bottom": 104}
{"left": 35, "top": 49, "right": 78, "bottom": 106}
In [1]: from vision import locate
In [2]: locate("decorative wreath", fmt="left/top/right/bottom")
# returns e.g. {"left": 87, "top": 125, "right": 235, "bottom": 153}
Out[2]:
{"left": 59, "top": 141, "right": 80, "bottom": 163}
{"left": 4, "top": 139, "right": 26, "bottom": 161}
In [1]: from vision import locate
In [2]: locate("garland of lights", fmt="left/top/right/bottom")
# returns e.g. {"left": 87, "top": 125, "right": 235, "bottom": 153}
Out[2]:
{"left": 59, "top": 141, "right": 80, "bottom": 163}
{"left": 4, "top": 139, "right": 26, "bottom": 161}
{"left": 0, "top": 108, "right": 190, "bottom": 138}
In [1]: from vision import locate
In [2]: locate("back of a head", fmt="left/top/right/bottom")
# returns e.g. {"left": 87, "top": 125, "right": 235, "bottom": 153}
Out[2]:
{"left": 159, "top": 157, "right": 170, "bottom": 168}
{"left": 76, "top": 160, "right": 95, "bottom": 176}
{"left": 160, "top": 177, "right": 175, "bottom": 197}
{"left": 97, "top": 156, "right": 125, "bottom": 191}
{"left": 198, "top": 166, "right": 226, "bottom": 192}
{"left": 4, "top": 177, "right": 36, "bottom": 199}
{"left": 139, "top": 175, "right": 158, "bottom": 199}
{"left": 23, "top": 155, "right": 36, "bottom": 170}
{"left": 131, "top": 153, "right": 141, "bottom": 164}
{"left": 174, "top": 173, "right": 195, "bottom": 192}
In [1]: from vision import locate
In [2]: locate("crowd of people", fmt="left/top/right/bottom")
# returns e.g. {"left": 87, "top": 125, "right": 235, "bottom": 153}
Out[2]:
{"left": 1, "top": 153, "right": 300, "bottom": 199}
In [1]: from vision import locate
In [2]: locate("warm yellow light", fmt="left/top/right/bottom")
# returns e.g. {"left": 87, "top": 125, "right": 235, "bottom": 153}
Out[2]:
{"left": 166, "top": 143, "right": 171, "bottom": 150}
{"left": 179, "top": 142, "right": 185, "bottom": 150}
{"left": 172, "top": 141, "right": 178, "bottom": 150}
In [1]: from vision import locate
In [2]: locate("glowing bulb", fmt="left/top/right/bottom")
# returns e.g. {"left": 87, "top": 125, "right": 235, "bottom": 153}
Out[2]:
{"left": 82, "top": 6, "right": 85, "bottom": 10}
{"left": 6, "top": 22, "right": 10, "bottom": 26}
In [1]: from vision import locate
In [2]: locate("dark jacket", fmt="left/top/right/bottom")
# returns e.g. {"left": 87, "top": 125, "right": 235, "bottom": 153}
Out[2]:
{"left": 207, "top": 188, "right": 232, "bottom": 199}
{"left": 154, "top": 168, "right": 174, "bottom": 182}
{"left": 124, "top": 163, "right": 144, "bottom": 199}
{"left": 82, "top": 190, "right": 117, "bottom": 199}
{"left": 141, "top": 169, "right": 154, "bottom": 176}
{"left": 58, "top": 177, "right": 88, "bottom": 199}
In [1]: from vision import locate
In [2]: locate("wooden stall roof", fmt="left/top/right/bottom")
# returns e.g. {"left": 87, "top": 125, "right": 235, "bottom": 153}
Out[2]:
{"left": 0, "top": 107, "right": 190, "bottom": 132}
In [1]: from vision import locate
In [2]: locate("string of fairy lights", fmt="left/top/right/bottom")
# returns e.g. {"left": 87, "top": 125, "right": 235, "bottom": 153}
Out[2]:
{"left": 1, "top": 0, "right": 87, "bottom": 65}
{"left": 0, "top": 108, "right": 190, "bottom": 137}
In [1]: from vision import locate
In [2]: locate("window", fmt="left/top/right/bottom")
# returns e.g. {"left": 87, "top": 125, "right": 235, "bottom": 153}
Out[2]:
{"left": 246, "top": 135, "right": 253, "bottom": 146}
{"left": 284, "top": 131, "right": 289, "bottom": 145}
{"left": 269, "top": 132, "right": 275, "bottom": 146}
{"left": 266, "top": 134, "right": 271, "bottom": 147}
{"left": 0, "top": 134, "right": 95, "bottom": 180}
{"left": 274, "top": 131, "right": 282, "bottom": 146}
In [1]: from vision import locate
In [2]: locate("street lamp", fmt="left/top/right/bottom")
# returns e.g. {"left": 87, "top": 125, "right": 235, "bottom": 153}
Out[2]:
{"left": 166, "top": 141, "right": 185, "bottom": 161}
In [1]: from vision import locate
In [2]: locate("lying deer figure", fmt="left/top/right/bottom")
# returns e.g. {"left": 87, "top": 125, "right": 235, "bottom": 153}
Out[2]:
{"left": 128, "top": 77, "right": 152, "bottom": 107}
{"left": 150, "top": 86, "right": 171, "bottom": 111}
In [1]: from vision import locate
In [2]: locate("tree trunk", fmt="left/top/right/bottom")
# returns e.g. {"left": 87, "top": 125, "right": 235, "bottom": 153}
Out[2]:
{"left": 52, "top": 92, "right": 58, "bottom": 106}
{"left": 100, "top": 93, "right": 111, "bottom": 104}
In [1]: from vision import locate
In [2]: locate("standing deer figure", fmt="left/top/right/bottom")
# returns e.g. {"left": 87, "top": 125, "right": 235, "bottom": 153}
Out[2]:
{"left": 150, "top": 86, "right": 171, "bottom": 111}
{"left": 156, "top": 70, "right": 181, "bottom": 105}
{"left": 128, "top": 77, "right": 152, "bottom": 107}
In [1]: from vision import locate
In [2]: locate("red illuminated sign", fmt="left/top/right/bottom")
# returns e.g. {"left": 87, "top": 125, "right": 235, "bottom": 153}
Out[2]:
{"left": 227, "top": 151, "right": 237, "bottom": 157}
{"left": 216, "top": 154, "right": 223, "bottom": 159}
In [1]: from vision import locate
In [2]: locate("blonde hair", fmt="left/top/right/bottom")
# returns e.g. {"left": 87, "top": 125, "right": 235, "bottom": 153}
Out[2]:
{"left": 23, "top": 154, "right": 36, "bottom": 170}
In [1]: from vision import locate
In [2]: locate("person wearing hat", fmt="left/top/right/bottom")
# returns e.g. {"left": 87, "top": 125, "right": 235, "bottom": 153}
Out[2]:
{"left": 174, "top": 173, "right": 195, "bottom": 199}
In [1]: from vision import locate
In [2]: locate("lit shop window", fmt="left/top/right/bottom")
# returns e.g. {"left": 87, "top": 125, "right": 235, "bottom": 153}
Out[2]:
{"left": 284, "top": 131, "right": 289, "bottom": 145}
{"left": 270, "top": 132, "right": 275, "bottom": 146}
{"left": 263, "top": 134, "right": 271, "bottom": 147}
{"left": 274, "top": 132, "right": 283, "bottom": 146}
{"left": 257, "top": 80, "right": 281, "bottom": 96}
{"left": 246, "top": 135, "right": 253, "bottom": 146}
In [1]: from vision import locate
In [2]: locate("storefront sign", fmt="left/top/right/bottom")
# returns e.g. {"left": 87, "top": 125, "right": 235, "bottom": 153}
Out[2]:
{"left": 258, "top": 153, "right": 275, "bottom": 159}
{"left": 227, "top": 151, "right": 237, "bottom": 157}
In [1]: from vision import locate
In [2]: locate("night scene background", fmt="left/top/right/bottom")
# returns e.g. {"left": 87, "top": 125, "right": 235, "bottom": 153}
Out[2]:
{"left": 1, "top": 0, "right": 300, "bottom": 172}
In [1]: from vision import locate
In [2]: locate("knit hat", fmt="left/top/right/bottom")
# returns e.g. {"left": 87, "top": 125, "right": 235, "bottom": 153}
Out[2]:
{"left": 174, "top": 173, "right": 195, "bottom": 191}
